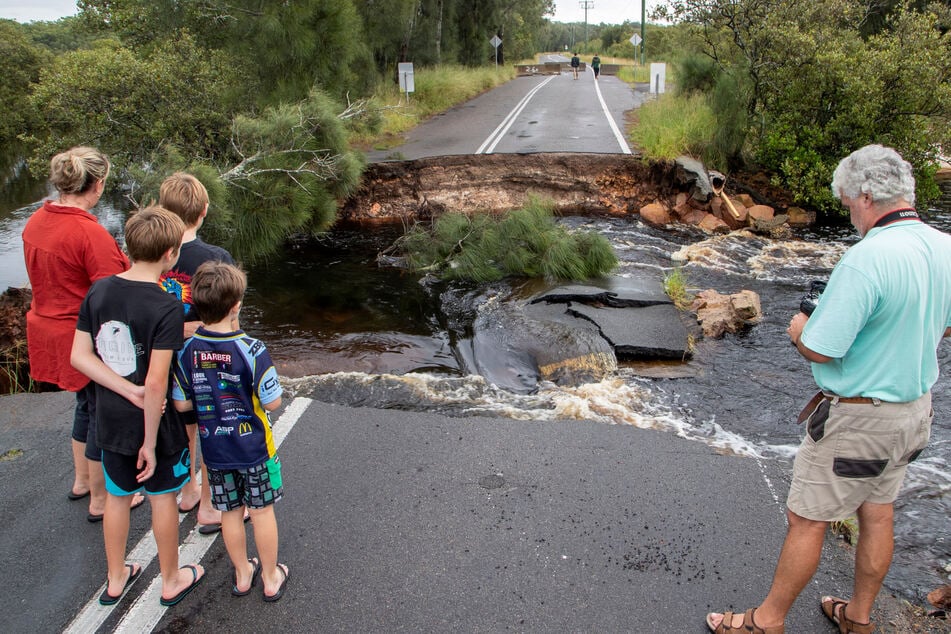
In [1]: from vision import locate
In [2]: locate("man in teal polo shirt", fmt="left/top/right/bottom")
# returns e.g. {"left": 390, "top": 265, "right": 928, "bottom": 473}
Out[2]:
{"left": 707, "top": 144, "right": 951, "bottom": 634}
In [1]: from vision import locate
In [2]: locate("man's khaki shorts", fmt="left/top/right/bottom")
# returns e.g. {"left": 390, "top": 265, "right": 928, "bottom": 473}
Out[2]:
{"left": 786, "top": 392, "right": 932, "bottom": 521}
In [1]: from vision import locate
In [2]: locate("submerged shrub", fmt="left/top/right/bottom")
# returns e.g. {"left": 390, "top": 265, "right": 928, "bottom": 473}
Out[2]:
{"left": 394, "top": 197, "right": 617, "bottom": 283}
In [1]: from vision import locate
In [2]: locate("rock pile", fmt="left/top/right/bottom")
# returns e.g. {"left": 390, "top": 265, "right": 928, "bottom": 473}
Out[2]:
{"left": 637, "top": 156, "right": 815, "bottom": 236}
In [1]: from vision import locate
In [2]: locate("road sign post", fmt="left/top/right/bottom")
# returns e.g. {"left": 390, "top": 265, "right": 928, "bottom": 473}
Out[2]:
{"left": 398, "top": 62, "right": 415, "bottom": 102}
{"left": 490, "top": 35, "right": 502, "bottom": 67}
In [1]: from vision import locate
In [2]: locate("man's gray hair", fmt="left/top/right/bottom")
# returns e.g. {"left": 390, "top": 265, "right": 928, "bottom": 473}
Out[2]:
{"left": 831, "top": 144, "right": 916, "bottom": 206}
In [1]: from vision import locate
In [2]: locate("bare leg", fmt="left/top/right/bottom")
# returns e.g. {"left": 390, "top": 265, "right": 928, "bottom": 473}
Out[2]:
{"left": 250, "top": 506, "right": 283, "bottom": 595}
{"left": 177, "top": 426, "right": 201, "bottom": 511}
{"left": 195, "top": 463, "right": 222, "bottom": 526}
{"left": 220, "top": 506, "right": 252, "bottom": 589}
{"left": 709, "top": 510, "right": 828, "bottom": 629}
{"left": 846, "top": 502, "right": 894, "bottom": 624}
{"left": 151, "top": 491, "right": 204, "bottom": 599}
{"left": 71, "top": 439, "right": 89, "bottom": 495}
{"left": 102, "top": 493, "right": 134, "bottom": 597}
{"left": 87, "top": 458, "right": 107, "bottom": 515}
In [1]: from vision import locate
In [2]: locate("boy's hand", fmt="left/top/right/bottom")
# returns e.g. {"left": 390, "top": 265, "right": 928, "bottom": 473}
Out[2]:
{"left": 136, "top": 446, "right": 157, "bottom": 482}
{"left": 128, "top": 384, "right": 146, "bottom": 409}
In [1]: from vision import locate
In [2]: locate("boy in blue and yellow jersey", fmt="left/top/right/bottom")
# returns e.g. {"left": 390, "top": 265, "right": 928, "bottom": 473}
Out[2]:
{"left": 172, "top": 261, "right": 289, "bottom": 602}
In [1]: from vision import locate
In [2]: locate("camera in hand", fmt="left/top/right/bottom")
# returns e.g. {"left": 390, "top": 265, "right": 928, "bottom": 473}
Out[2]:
{"left": 799, "top": 280, "right": 826, "bottom": 316}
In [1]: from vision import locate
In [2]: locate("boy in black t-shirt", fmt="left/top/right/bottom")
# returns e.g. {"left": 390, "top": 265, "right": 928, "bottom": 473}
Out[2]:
{"left": 71, "top": 206, "right": 205, "bottom": 607}
{"left": 158, "top": 172, "right": 237, "bottom": 533}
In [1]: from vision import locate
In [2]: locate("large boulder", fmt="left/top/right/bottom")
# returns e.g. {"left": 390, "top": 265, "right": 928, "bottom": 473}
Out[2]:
{"left": 698, "top": 213, "right": 730, "bottom": 234}
{"left": 639, "top": 202, "right": 671, "bottom": 225}
{"left": 690, "top": 289, "right": 763, "bottom": 339}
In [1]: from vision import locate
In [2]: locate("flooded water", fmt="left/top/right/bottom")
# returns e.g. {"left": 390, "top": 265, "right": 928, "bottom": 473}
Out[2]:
{"left": 2, "top": 162, "right": 949, "bottom": 605}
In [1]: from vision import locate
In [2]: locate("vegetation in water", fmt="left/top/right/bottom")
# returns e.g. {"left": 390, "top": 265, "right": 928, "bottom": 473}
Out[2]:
{"left": 662, "top": 266, "right": 694, "bottom": 311}
{"left": 393, "top": 197, "right": 618, "bottom": 283}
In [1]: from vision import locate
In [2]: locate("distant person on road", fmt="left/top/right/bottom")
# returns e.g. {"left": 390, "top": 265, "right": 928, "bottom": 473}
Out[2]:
{"left": 707, "top": 145, "right": 951, "bottom": 633}
{"left": 570, "top": 52, "right": 580, "bottom": 79}
{"left": 591, "top": 54, "right": 601, "bottom": 79}
{"left": 22, "top": 146, "right": 145, "bottom": 521}
{"left": 158, "top": 172, "right": 237, "bottom": 534}
{"left": 172, "top": 261, "right": 289, "bottom": 602}
{"left": 71, "top": 206, "right": 206, "bottom": 607}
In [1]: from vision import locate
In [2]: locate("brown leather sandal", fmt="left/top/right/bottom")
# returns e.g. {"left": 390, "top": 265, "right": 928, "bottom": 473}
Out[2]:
{"left": 706, "top": 608, "right": 785, "bottom": 633}
{"left": 821, "top": 596, "right": 876, "bottom": 633}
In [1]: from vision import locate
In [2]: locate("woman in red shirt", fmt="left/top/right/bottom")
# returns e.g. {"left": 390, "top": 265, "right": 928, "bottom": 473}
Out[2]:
{"left": 22, "top": 146, "right": 141, "bottom": 521}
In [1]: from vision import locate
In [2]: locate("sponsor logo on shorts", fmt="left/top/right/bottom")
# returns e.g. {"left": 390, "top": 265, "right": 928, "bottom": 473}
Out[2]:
{"left": 198, "top": 425, "right": 210, "bottom": 439}
{"left": 215, "top": 426, "right": 234, "bottom": 436}
{"left": 238, "top": 421, "right": 253, "bottom": 437}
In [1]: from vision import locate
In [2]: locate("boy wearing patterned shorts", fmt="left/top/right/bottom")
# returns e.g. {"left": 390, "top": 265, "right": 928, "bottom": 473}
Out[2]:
{"left": 71, "top": 206, "right": 205, "bottom": 606}
{"left": 172, "top": 261, "right": 289, "bottom": 601}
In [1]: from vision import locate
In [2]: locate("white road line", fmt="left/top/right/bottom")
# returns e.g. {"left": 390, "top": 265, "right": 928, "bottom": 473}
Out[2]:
{"left": 475, "top": 75, "right": 556, "bottom": 154}
{"left": 593, "top": 75, "right": 632, "bottom": 154}
{"left": 63, "top": 397, "right": 314, "bottom": 634}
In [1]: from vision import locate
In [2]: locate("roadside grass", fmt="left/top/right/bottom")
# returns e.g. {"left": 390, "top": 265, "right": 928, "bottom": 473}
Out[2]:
{"left": 630, "top": 92, "right": 716, "bottom": 161}
{"left": 0, "top": 340, "right": 34, "bottom": 394}
{"left": 351, "top": 65, "right": 515, "bottom": 150}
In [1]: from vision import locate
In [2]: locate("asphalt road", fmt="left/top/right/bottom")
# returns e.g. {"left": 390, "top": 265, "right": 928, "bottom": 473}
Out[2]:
{"left": 365, "top": 66, "right": 649, "bottom": 162}
{"left": 1, "top": 391, "right": 861, "bottom": 633}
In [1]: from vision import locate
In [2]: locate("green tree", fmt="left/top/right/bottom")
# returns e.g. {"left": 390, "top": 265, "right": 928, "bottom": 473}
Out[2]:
{"left": 24, "top": 35, "right": 238, "bottom": 175}
{"left": 218, "top": 89, "right": 365, "bottom": 261}
{"left": 78, "top": 0, "right": 373, "bottom": 106}
{"left": 21, "top": 16, "right": 100, "bottom": 53}
{"left": 655, "top": 0, "right": 951, "bottom": 210}
{"left": 0, "top": 21, "right": 50, "bottom": 143}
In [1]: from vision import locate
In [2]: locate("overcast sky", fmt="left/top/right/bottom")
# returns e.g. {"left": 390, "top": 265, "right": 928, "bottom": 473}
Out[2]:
{"left": 0, "top": 0, "right": 77, "bottom": 23}
{"left": 1, "top": 0, "right": 659, "bottom": 25}
{"left": 551, "top": 0, "right": 659, "bottom": 24}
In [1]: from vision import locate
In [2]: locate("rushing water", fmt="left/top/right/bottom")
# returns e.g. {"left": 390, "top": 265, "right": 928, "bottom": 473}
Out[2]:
{"left": 2, "top": 162, "right": 949, "bottom": 604}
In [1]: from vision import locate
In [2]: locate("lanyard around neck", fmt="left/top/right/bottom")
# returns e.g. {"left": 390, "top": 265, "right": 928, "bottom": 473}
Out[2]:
{"left": 871, "top": 208, "right": 920, "bottom": 229}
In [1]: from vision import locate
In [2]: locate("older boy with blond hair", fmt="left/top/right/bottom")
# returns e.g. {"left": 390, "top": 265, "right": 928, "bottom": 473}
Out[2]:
{"left": 158, "top": 172, "right": 237, "bottom": 533}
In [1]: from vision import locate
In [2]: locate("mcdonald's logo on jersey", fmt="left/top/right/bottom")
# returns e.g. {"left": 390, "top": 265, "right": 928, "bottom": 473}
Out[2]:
{"left": 238, "top": 421, "right": 253, "bottom": 437}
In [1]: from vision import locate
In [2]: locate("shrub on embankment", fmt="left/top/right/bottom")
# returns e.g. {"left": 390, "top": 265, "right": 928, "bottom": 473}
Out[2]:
{"left": 633, "top": 1, "right": 951, "bottom": 218}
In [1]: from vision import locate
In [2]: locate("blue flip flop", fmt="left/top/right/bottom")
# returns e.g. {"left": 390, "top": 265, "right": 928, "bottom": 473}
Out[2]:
{"left": 99, "top": 563, "right": 141, "bottom": 606}
{"left": 159, "top": 564, "right": 204, "bottom": 606}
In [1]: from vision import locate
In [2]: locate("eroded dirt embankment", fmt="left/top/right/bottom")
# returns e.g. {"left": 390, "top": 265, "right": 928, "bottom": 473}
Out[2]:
{"left": 339, "top": 153, "right": 794, "bottom": 222}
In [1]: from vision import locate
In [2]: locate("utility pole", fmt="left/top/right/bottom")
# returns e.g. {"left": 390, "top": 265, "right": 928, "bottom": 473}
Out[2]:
{"left": 579, "top": 1, "right": 593, "bottom": 54}
{"left": 641, "top": 0, "right": 646, "bottom": 65}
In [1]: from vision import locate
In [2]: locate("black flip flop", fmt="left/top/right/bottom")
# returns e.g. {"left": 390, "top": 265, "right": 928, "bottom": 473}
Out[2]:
{"left": 232, "top": 557, "right": 262, "bottom": 597}
{"left": 159, "top": 564, "right": 204, "bottom": 607}
{"left": 67, "top": 489, "right": 90, "bottom": 501}
{"left": 263, "top": 564, "right": 289, "bottom": 603}
{"left": 87, "top": 512, "right": 104, "bottom": 523}
{"left": 99, "top": 563, "right": 141, "bottom": 606}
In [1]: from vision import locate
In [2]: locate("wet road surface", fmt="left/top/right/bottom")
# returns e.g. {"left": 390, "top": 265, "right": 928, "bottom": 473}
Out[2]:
{"left": 2, "top": 391, "right": 866, "bottom": 633}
